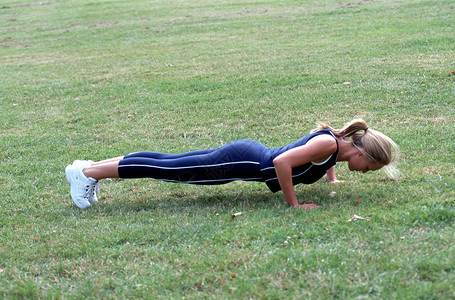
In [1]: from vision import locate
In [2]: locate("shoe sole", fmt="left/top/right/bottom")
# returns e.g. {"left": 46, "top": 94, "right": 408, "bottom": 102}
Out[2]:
{"left": 65, "top": 164, "right": 72, "bottom": 184}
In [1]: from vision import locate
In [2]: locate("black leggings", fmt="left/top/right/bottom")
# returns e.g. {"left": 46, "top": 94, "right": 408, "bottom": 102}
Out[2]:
{"left": 118, "top": 140, "right": 268, "bottom": 185}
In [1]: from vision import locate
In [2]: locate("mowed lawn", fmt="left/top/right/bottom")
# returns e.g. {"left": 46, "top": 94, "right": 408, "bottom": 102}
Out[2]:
{"left": 0, "top": 0, "right": 454, "bottom": 298}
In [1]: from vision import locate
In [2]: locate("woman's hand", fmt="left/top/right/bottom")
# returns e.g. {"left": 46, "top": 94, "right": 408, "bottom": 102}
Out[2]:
{"left": 297, "top": 203, "right": 321, "bottom": 209}
{"left": 327, "top": 179, "right": 345, "bottom": 184}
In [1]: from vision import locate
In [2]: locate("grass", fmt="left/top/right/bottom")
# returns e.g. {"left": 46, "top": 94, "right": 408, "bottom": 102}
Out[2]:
{"left": 1, "top": 0, "right": 454, "bottom": 298}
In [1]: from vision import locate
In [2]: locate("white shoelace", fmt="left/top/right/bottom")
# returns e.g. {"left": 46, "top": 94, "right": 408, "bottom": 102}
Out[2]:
{"left": 84, "top": 184, "right": 96, "bottom": 200}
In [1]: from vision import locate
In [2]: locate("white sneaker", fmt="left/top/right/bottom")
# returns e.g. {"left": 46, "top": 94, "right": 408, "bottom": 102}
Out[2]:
{"left": 65, "top": 165, "right": 98, "bottom": 209}
{"left": 72, "top": 160, "right": 99, "bottom": 203}
{"left": 72, "top": 160, "right": 94, "bottom": 167}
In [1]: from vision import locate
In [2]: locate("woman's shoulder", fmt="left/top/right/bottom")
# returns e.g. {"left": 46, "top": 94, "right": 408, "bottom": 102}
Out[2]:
{"left": 306, "top": 133, "right": 337, "bottom": 148}
{"left": 309, "top": 128, "right": 334, "bottom": 136}
{"left": 305, "top": 129, "right": 336, "bottom": 142}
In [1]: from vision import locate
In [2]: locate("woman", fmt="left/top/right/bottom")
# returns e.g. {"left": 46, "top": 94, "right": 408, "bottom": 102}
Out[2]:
{"left": 65, "top": 119, "right": 399, "bottom": 209}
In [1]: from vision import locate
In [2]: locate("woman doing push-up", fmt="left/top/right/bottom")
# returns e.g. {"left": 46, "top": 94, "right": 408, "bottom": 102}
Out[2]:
{"left": 65, "top": 119, "right": 399, "bottom": 209}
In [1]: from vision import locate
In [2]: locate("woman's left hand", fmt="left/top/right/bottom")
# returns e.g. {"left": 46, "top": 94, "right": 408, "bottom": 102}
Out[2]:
{"left": 297, "top": 203, "right": 321, "bottom": 209}
{"left": 328, "top": 179, "right": 345, "bottom": 184}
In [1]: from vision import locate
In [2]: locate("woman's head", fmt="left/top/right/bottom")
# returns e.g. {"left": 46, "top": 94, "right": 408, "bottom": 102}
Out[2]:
{"left": 313, "top": 119, "right": 400, "bottom": 178}
{"left": 351, "top": 127, "right": 396, "bottom": 164}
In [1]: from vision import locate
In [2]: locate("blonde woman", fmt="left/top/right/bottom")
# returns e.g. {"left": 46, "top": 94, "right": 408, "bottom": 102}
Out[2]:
{"left": 66, "top": 119, "right": 399, "bottom": 209}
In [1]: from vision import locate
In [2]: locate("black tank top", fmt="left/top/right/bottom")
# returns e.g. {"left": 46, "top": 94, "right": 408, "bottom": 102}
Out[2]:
{"left": 260, "top": 129, "right": 339, "bottom": 192}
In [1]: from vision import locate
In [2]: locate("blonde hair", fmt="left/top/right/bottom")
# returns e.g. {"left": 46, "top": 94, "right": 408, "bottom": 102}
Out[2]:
{"left": 313, "top": 119, "right": 400, "bottom": 178}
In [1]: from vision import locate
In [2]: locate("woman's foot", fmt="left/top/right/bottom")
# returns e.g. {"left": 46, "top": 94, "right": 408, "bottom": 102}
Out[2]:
{"left": 65, "top": 163, "right": 98, "bottom": 209}
{"left": 72, "top": 160, "right": 99, "bottom": 203}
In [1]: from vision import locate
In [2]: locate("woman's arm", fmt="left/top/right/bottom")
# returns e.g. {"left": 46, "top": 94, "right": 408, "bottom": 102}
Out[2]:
{"left": 273, "top": 158, "right": 300, "bottom": 206}
{"left": 326, "top": 166, "right": 344, "bottom": 183}
{"left": 326, "top": 166, "right": 336, "bottom": 182}
{"left": 272, "top": 135, "right": 337, "bottom": 208}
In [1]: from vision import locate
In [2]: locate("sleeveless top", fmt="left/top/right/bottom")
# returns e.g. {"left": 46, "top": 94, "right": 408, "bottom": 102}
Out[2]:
{"left": 260, "top": 129, "right": 339, "bottom": 192}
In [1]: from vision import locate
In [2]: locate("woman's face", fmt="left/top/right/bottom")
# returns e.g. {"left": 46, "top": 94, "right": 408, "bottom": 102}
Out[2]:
{"left": 348, "top": 151, "right": 383, "bottom": 173}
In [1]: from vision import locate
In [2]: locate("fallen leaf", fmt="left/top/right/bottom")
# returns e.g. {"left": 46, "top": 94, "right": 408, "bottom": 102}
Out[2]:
{"left": 347, "top": 214, "right": 369, "bottom": 222}
{"left": 231, "top": 273, "right": 236, "bottom": 278}
{"left": 452, "top": 70, "right": 455, "bottom": 75}
{"left": 231, "top": 212, "right": 242, "bottom": 220}
{"left": 34, "top": 237, "right": 40, "bottom": 241}
{"left": 355, "top": 197, "right": 361, "bottom": 203}
{"left": 284, "top": 236, "right": 292, "bottom": 245}
{"left": 348, "top": 276, "right": 354, "bottom": 282}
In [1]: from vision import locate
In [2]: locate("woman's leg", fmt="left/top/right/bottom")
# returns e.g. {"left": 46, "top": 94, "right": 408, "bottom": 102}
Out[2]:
{"left": 117, "top": 140, "right": 265, "bottom": 184}
{"left": 124, "top": 149, "right": 217, "bottom": 160}
{"left": 91, "top": 156, "right": 124, "bottom": 166}
{"left": 67, "top": 141, "right": 266, "bottom": 208}
{"left": 80, "top": 149, "right": 218, "bottom": 181}
{"left": 83, "top": 161, "right": 120, "bottom": 180}
{"left": 78, "top": 148, "right": 218, "bottom": 181}
{"left": 82, "top": 140, "right": 266, "bottom": 184}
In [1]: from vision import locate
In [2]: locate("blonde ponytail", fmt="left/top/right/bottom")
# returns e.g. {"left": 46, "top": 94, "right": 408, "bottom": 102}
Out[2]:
{"left": 312, "top": 119, "right": 368, "bottom": 138}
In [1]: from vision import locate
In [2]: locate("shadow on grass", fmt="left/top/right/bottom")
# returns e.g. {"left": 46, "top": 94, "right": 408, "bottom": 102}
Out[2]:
{"left": 56, "top": 176, "right": 407, "bottom": 218}
{"left": 96, "top": 189, "right": 281, "bottom": 214}
{"left": 74, "top": 182, "right": 370, "bottom": 215}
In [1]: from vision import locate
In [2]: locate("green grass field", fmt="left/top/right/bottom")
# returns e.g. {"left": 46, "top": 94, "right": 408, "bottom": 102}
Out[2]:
{"left": 1, "top": 0, "right": 454, "bottom": 298}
